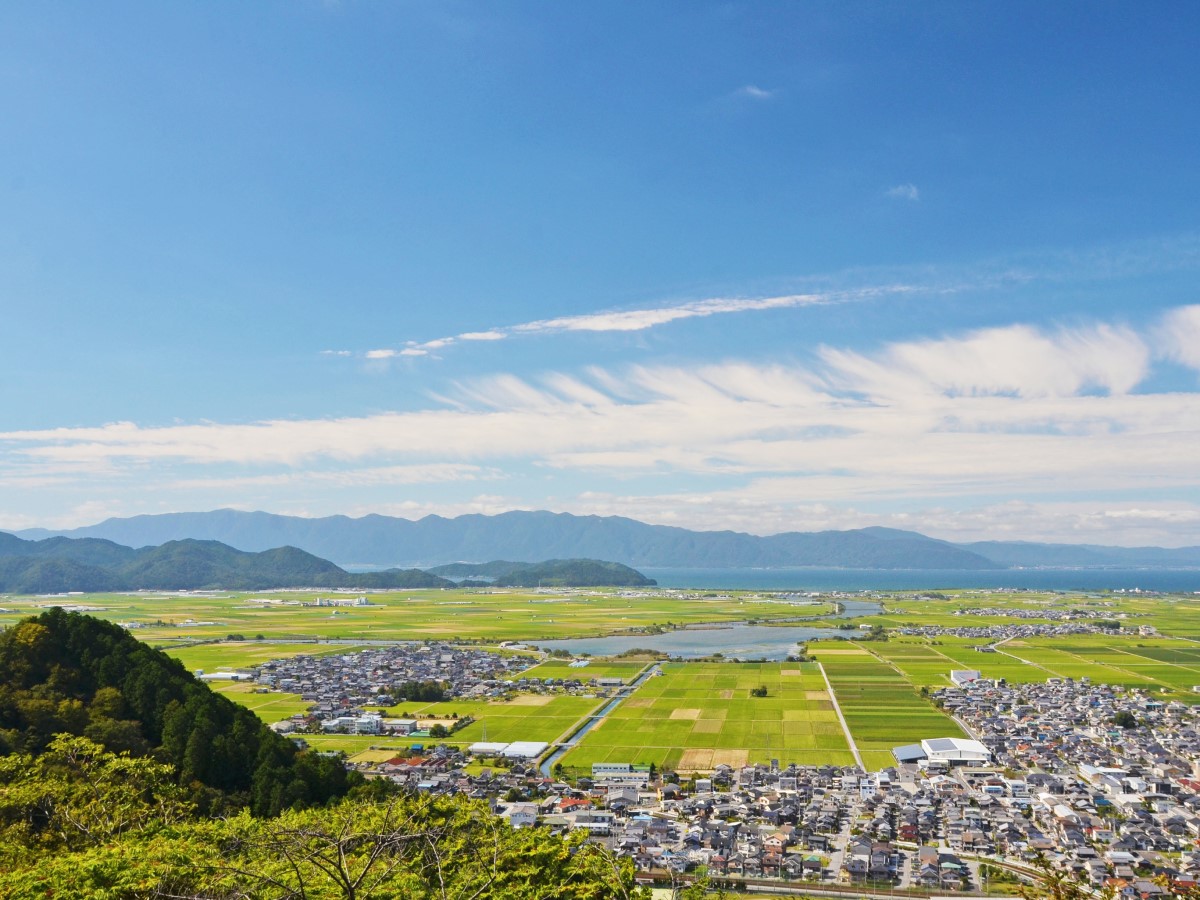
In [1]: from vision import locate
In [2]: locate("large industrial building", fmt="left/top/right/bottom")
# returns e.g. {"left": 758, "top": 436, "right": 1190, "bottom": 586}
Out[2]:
{"left": 892, "top": 737, "right": 991, "bottom": 766}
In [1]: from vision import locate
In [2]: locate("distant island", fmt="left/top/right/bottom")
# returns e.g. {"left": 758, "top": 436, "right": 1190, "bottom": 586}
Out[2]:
{"left": 0, "top": 532, "right": 656, "bottom": 593}
{"left": 15, "top": 508, "right": 1200, "bottom": 571}
{"left": 429, "top": 559, "right": 656, "bottom": 587}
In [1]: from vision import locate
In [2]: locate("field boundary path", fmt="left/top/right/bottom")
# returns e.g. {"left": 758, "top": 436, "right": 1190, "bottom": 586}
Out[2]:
{"left": 539, "top": 664, "right": 660, "bottom": 776}
{"left": 817, "top": 661, "right": 864, "bottom": 770}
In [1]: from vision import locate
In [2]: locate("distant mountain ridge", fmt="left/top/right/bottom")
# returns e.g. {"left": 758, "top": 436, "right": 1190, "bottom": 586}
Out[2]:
{"left": 17, "top": 511, "right": 1004, "bottom": 569}
{"left": 17, "top": 509, "right": 1200, "bottom": 572}
{"left": 0, "top": 532, "right": 451, "bottom": 592}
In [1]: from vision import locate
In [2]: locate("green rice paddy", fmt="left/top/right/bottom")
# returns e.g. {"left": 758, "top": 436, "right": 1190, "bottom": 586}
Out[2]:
{"left": 560, "top": 662, "right": 855, "bottom": 774}
{"left": 808, "top": 645, "right": 966, "bottom": 771}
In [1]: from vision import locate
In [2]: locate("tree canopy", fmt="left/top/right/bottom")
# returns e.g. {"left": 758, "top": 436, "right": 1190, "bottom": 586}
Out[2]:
{"left": 0, "top": 737, "right": 648, "bottom": 900}
{"left": 0, "top": 609, "right": 355, "bottom": 814}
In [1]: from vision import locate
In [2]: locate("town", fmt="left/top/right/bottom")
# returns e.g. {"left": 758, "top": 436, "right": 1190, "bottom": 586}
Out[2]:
{"left": 230, "top": 637, "right": 1200, "bottom": 896}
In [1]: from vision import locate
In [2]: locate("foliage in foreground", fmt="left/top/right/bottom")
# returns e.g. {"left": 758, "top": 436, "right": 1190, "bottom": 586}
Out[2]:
{"left": 0, "top": 609, "right": 354, "bottom": 815}
{"left": 0, "top": 736, "right": 647, "bottom": 900}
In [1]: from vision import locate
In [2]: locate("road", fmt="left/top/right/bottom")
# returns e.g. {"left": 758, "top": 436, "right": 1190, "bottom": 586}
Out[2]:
{"left": 818, "top": 661, "right": 864, "bottom": 769}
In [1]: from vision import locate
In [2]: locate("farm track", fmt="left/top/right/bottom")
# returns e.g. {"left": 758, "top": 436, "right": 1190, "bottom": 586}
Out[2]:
{"left": 818, "top": 661, "right": 864, "bottom": 770}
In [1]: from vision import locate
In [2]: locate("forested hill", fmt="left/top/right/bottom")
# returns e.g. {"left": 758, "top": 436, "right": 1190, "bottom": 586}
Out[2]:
{"left": 0, "top": 609, "right": 354, "bottom": 815}
{"left": 0, "top": 610, "right": 644, "bottom": 898}
{"left": 0, "top": 532, "right": 453, "bottom": 592}
{"left": 429, "top": 558, "right": 657, "bottom": 586}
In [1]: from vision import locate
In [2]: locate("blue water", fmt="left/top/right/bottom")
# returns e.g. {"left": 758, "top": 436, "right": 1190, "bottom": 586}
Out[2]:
{"left": 535, "top": 599, "right": 880, "bottom": 661}
{"left": 536, "top": 624, "right": 851, "bottom": 660}
{"left": 638, "top": 566, "right": 1200, "bottom": 593}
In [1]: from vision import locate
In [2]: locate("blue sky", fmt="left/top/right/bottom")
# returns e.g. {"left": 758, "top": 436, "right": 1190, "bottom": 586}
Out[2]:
{"left": 2, "top": 2, "right": 1200, "bottom": 545}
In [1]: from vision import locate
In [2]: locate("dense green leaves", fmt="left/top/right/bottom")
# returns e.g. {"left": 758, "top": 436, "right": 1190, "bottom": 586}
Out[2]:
{"left": 0, "top": 770, "right": 649, "bottom": 900}
{"left": 0, "top": 610, "right": 356, "bottom": 813}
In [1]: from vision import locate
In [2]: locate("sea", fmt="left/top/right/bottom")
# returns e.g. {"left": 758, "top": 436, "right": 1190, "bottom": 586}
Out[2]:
{"left": 637, "top": 566, "right": 1200, "bottom": 594}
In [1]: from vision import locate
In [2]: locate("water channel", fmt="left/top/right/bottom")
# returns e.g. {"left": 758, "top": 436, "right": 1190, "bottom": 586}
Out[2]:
{"left": 539, "top": 663, "right": 661, "bottom": 777}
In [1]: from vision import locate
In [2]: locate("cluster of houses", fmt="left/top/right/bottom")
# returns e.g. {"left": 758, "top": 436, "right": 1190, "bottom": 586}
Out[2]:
{"left": 350, "top": 750, "right": 986, "bottom": 888}
{"left": 251, "top": 643, "right": 533, "bottom": 734}
{"left": 248, "top": 642, "right": 631, "bottom": 736}
{"left": 895, "top": 621, "right": 1125, "bottom": 641}
{"left": 340, "top": 671, "right": 1200, "bottom": 895}
{"left": 932, "top": 676, "right": 1200, "bottom": 893}
{"left": 949, "top": 607, "right": 1122, "bottom": 621}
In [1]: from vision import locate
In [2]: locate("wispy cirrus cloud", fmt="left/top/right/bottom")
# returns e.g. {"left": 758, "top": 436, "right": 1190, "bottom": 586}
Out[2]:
{"left": 351, "top": 285, "right": 916, "bottom": 360}
{"left": 734, "top": 84, "right": 774, "bottom": 100}
{"left": 336, "top": 235, "right": 1200, "bottom": 364}
{"left": 70, "top": 302, "right": 1200, "bottom": 546}
{"left": 886, "top": 183, "right": 919, "bottom": 201}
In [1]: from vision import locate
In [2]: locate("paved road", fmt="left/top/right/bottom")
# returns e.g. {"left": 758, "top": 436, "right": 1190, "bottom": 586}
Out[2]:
{"left": 818, "top": 661, "right": 864, "bottom": 769}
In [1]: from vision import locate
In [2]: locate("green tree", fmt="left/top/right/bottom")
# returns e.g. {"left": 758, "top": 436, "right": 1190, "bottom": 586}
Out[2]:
{"left": 1019, "top": 856, "right": 1114, "bottom": 900}
{"left": 0, "top": 735, "right": 192, "bottom": 866}
{"left": 1113, "top": 710, "right": 1138, "bottom": 729}
{"left": 0, "top": 792, "right": 652, "bottom": 899}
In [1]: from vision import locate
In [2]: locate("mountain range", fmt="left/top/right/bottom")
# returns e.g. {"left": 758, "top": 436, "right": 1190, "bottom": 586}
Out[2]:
{"left": 0, "top": 532, "right": 451, "bottom": 593}
{"left": 17, "top": 509, "right": 1200, "bottom": 570}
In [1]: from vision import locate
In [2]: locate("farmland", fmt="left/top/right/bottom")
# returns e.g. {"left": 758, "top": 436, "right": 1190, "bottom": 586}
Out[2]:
{"left": 559, "top": 662, "right": 856, "bottom": 774}
{"left": 5, "top": 584, "right": 1200, "bottom": 772}
{"left": 862, "top": 634, "right": 1200, "bottom": 701}
{"left": 807, "top": 645, "right": 966, "bottom": 771}
{"left": 0, "top": 587, "right": 835, "bottom": 643}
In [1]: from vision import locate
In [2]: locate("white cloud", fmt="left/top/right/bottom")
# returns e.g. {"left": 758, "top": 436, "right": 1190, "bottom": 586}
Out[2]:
{"left": 734, "top": 84, "right": 774, "bottom": 100}
{"left": 170, "top": 463, "right": 500, "bottom": 491}
{"left": 512, "top": 293, "right": 831, "bottom": 334}
{"left": 7, "top": 308, "right": 1200, "bottom": 544}
{"left": 886, "top": 183, "right": 919, "bottom": 201}
{"left": 1155, "top": 304, "right": 1200, "bottom": 371}
{"left": 351, "top": 286, "right": 910, "bottom": 361}
{"left": 820, "top": 322, "right": 1150, "bottom": 400}
{"left": 321, "top": 349, "right": 352, "bottom": 357}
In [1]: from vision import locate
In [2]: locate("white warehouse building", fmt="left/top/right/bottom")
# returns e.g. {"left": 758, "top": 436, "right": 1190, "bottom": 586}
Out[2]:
{"left": 893, "top": 736, "right": 991, "bottom": 766}
{"left": 921, "top": 737, "right": 991, "bottom": 764}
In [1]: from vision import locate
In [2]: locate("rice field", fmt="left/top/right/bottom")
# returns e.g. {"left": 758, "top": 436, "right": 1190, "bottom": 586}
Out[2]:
{"left": 560, "top": 662, "right": 855, "bottom": 774}
{"left": 848, "top": 633, "right": 1200, "bottom": 701}
{"left": 0, "top": 587, "right": 832, "bottom": 643}
{"left": 517, "top": 659, "right": 649, "bottom": 683}
{"left": 808, "top": 644, "right": 966, "bottom": 771}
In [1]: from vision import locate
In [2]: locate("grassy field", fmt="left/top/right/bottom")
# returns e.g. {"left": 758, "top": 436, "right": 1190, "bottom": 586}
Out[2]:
{"left": 404, "top": 695, "right": 605, "bottom": 746}
{"left": 845, "top": 590, "right": 1200, "bottom": 640}
{"left": 164, "top": 641, "right": 368, "bottom": 673}
{"left": 808, "top": 644, "right": 966, "bottom": 771}
{"left": 8, "top": 585, "right": 1200, "bottom": 773}
{"left": 560, "top": 662, "right": 855, "bottom": 774}
{"left": 0, "top": 588, "right": 833, "bottom": 643}
{"left": 205, "top": 681, "right": 313, "bottom": 721}
{"left": 517, "top": 659, "right": 649, "bottom": 683}
{"left": 864, "top": 634, "right": 1200, "bottom": 700}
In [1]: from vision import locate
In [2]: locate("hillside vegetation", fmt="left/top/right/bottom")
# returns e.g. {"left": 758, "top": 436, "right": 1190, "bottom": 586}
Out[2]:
{"left": 0, "top": 615, "right": 646, "bottom": 899}
{"left": 0, "top": 533, "right": 452, "bottom": 592}
{"left": 0, "top": 609, "right": 353, "bottom": 815}
{"left": 431, "top": 558, "right": 657, "bottom": 586}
